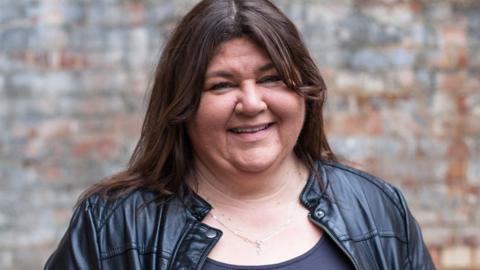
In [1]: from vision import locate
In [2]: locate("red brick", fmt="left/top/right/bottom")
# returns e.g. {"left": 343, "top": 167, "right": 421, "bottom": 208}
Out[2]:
{"left": 437, "top": 71, "right": 467, "bottom": 92}
{"left": 72, "top": 135, "right": 120, "bottom": 160}
{"left": 127, "top": 2, "right": 145, "bottom": 26}
{"left": 429, "top": 47, "right": 469, "bottom": 70}
{"left": 39, "top": 166, "right": 61, "bottom": 183}
{"left": 55, "top": 51, "right": 89, "bottom": 70}
{"left": 439, "top": 23, "right": 468, "bottom": 48}
{"left": 441, "top": 246, "right": 473, "bottom": 269}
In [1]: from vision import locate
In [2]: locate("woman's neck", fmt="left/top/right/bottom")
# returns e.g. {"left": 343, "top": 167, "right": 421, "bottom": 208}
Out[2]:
{"left": 192, "top": 155, "right": 309, "bottom": 210}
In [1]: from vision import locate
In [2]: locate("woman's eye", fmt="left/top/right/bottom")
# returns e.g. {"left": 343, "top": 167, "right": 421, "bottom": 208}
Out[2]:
{"left": 208, "top": 82, "right": 236, "bottom": 91}
{"left": 258, "top": 75, "right": 282, "bottom": 84}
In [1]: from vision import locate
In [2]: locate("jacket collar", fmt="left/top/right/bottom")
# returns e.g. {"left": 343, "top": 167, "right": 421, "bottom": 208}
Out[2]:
{"left": 300, "top": 161, "right": 330, "bottom": 211}
{"left": 182, "top": 189, "right": 212, "bottom": 220}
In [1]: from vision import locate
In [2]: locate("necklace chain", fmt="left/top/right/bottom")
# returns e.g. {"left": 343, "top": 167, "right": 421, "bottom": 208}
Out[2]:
{"left": 209, "top": 196, "right": 299, "bottom": 255}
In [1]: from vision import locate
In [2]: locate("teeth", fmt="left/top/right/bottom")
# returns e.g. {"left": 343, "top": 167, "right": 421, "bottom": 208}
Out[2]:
{"left": 231, "top": 124, "right": 269, "bottom": 134}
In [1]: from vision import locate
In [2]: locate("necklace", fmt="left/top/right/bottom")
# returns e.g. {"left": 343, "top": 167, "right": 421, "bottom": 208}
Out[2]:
{"left": 209, "top": 197, "right": 299, "bottom": 255}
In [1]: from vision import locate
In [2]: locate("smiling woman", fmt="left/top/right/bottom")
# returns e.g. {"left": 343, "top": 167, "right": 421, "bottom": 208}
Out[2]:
{"left": 44, "top": 0, "right": 435, "bottom": 270}
{"left": 188, "top": 38, "right": 306, "bottom": 176}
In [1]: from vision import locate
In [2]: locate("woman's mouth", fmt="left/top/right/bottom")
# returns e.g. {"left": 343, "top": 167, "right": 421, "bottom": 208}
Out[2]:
{"left": 229, "top": 123, "right": 273, "bottom": 134}
{"left": 227, "top": 123, "right": 274, "bottom": 142}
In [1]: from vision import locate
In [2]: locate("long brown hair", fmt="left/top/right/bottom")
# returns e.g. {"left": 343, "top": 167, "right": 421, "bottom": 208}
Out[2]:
{"left": 79, "top": 0, "right": 336, "bottom": 201}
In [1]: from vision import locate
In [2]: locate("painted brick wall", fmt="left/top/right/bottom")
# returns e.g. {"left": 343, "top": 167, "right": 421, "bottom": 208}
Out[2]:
{"left": 0, "top": 0, "right": 479, "bottom": 269}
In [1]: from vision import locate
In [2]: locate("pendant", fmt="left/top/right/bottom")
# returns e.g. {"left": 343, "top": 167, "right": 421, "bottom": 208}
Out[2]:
{"left": 254, "top": 240, "right": 262, "bottom": 255}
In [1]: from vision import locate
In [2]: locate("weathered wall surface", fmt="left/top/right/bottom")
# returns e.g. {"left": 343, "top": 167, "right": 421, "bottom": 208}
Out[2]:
{"left": 0, "top": 0, "right": 479, "bottom": 269}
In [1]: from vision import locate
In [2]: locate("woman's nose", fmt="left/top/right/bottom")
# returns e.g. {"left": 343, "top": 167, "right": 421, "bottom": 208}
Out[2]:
{"left": 234, "top": 81, "right": 267, "bottom": 116}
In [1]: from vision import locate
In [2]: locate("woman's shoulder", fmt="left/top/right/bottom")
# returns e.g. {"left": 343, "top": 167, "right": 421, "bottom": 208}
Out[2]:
{"left": 320, "top": 161, "right": 404, "bottom": 206}
{"left": 317, "top": 161, "right": 411, "bottom": 240}
{"left": 68, "top": 189, "right": 190, "bottom": 260}
{"left": 46, "top": 189, "right": 190, "bottom": 266}
{"left": 77, "top": 189, "right": 185, "bottom": 232}
{"left": 316, "top": 160, "right": 434, "bottom": 269}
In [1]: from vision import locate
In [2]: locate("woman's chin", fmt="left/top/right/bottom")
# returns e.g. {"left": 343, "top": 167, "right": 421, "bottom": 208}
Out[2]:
{"left": 226, "top": 147, "right": 294, "bottom": 174}
{"left": 230, "top": 155, "right": 278, "bottom": 174}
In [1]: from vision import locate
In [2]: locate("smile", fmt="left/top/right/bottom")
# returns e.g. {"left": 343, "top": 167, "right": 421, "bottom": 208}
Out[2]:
{"left": 228, "top": 123, "right": 273, "bottom": 134}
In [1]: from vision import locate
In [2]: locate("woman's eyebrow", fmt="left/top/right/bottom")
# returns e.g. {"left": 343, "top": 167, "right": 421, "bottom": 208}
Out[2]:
{"left": 205, "top": 70, "right": 234, "bottom": 79}
{"left": 205, "top": 63, "right": 275, "bottom": 79}
{"left": 257, "top": 63, "right": 275, "bottom": 73}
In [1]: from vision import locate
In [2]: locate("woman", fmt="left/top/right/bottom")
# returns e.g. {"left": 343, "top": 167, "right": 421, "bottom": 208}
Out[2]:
{"left": 44, "top": 0, "right": 435, "bottom": 269}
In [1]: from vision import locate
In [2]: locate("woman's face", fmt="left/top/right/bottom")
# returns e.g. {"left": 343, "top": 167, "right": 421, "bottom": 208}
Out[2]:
{"left": 187, "top": 37, "right": 305, "bottom": 175}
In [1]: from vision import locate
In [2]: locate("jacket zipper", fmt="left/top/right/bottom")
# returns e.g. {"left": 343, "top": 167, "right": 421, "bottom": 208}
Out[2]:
{"left": 308, "top": 214, "right": 360, "bottom": 270}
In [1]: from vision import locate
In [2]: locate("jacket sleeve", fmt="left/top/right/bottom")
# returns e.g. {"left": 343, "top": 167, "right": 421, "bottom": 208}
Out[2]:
{"left": 44, "top": 200, "right": 102, "bottom": 270}
{"left": 394, "top": 188, "right": 436, "bottom": 270}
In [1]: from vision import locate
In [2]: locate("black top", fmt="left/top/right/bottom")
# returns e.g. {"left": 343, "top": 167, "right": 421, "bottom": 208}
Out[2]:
{"left": 202, "top": 234, "right": 354, "bottom": 270}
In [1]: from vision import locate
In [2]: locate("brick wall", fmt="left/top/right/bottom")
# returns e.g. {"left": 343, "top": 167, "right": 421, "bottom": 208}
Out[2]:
{"left": 0, "top": 0, "right": 478, "bottom": 269}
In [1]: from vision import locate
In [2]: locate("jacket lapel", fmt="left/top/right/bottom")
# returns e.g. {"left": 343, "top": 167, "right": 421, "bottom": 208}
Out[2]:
{"left": 168, "top": 219, "right": 222, "bottom": 270}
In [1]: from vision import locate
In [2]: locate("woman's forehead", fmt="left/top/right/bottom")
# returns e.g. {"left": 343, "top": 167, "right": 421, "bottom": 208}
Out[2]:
{"left": 206, "top": 37, "right": 274, "bottom": 75}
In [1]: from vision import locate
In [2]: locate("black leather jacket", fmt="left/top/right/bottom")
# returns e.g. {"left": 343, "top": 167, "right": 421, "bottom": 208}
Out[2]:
{"left": 44, "top": 162, "right": 435, "bottom": 269}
